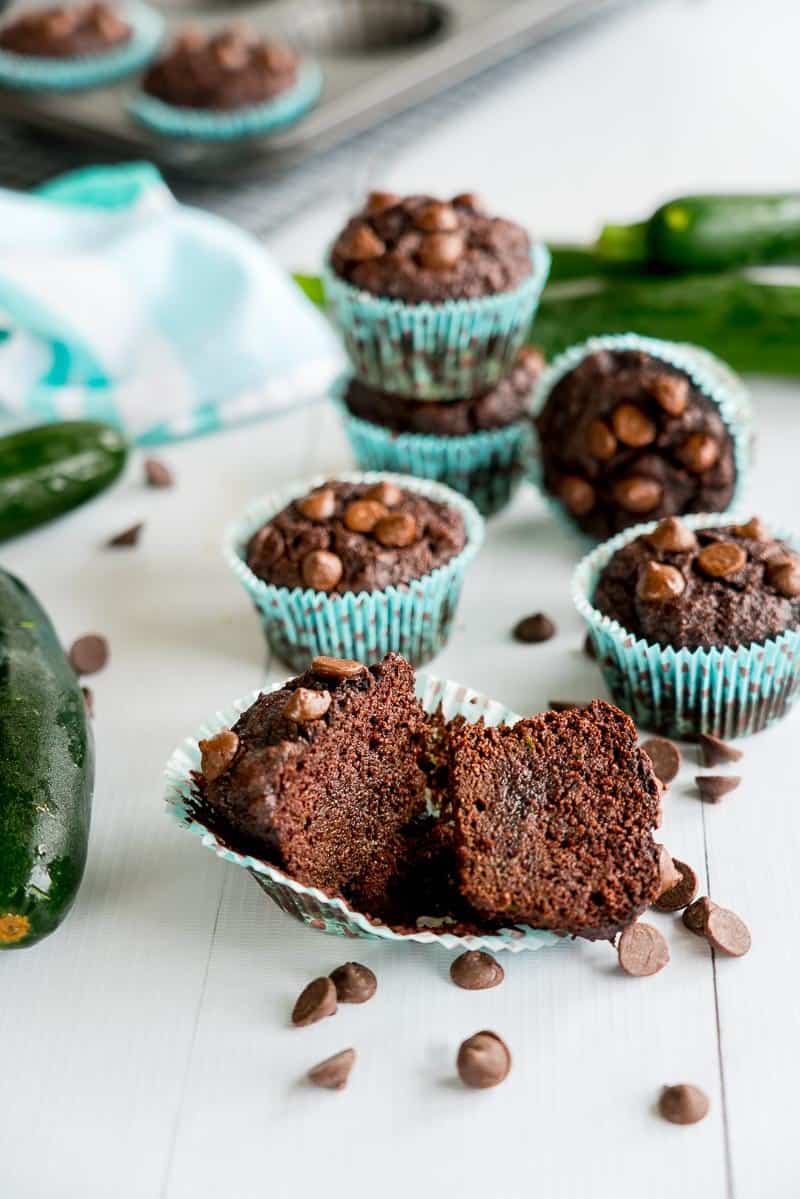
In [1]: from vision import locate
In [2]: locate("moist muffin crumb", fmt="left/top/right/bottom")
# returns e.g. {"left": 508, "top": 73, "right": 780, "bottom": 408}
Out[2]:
{"left": 0, "top": 3, "right": 131, "bottom": 57}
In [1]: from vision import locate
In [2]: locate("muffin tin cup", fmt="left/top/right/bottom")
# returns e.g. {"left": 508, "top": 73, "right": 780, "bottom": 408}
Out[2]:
{"left": 0, "top": 2, "right": 163, "bottom": 91}
{"left": 528, "top": 332, "right": 753, "bottom": 543}
{"left": 163, "top": 670, "right": 561, "bottom": 953}
{"left": 322, "top": 242, "right": 550, "bottom": 401}
{"left": 129, "top": 58, "right": 322, "bottom": 141}
{"left": 573, "top": 512, "right": 800, "bottom": 740}
{"left": 331, "top": 375, "right": 532, "bottom": 518}
{"left": 225, "top": 471, "right": 484, "bottom": 672}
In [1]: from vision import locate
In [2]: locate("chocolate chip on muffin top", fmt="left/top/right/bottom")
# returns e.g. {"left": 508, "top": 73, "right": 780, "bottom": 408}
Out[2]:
{"left": 593, "top": 516, "right": 800, "bottom": 650}
{"left": 246, "top": 479, "right": 466, "bottom": 594}
{"left": 330, "top": 193, "right": 532, "bottom": 303}
{"left": 0, "top": 3, "right": 131, "bottom": 57}
{"left": 535, "top": 349, "right": 737, "bottom": 539}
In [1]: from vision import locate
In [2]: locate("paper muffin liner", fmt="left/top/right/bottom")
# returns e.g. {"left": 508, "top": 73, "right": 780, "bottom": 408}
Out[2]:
{"left": 129, "top": 58, "right": 321, "bottom": 140}
{"left": 322, "top": 243, "right": 550, "bottom": 401}
{"left": 574, "top": 511, "right": 800, "bottom": 739}
{"left": 528, "top": 332, "right": 753, "bottom": 543}
{"left": 225, "top": 471, "right": 484, "bottom": 672}
{"left": 0, "top": 2, "right": 163, "bottom": 90}
{"left": 164, "top": 671, "right": 561, "bottom": 953}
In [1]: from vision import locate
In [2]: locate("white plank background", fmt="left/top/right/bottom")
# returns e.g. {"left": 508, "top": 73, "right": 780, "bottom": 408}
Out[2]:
{"left": 2, "top": 1, "right": 800, "bottom": 1196}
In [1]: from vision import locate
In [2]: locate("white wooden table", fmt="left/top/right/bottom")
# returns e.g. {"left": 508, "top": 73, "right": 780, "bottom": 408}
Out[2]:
{"left": 3, "top": 1, "right": 799, "bottom": 1196}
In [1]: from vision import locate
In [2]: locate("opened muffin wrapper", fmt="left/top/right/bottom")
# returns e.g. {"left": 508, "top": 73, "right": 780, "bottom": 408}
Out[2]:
{"left": 130, "top": 58, "right": 322, "bottom": 140}
{"left": 225, "top": 471, "right": 484, "bottom": 672}
{"left": 574, "top": 512, "right": 800, "bottom": 739}
{"left": 528, "top": 332, "right": 753, "bottom": 544}
{"left": 0, "top": 2, "right": 163, "bottom": 90}
{"left": 322, "top": 243, "right": 550, "bottom": 402}
{"left": 331, "top": 374, "right": 532, "bottom": 518}
{"left": 164, "top": 671, "right": 560, "bottom": 953}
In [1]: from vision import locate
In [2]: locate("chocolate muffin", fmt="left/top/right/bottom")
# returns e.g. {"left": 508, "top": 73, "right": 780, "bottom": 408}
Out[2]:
{"left": 593, "top": 515, "right": 800, "bottom": 651}
{"left": 246, "top": 478, "right": 466, "bottom": 594}
{"left": 330, "top": 192, "right": 532, "bottom": 303}
{"left": 447, "top": 700, "right": 662, "bottom": 939}
{"left": 0, "top": 3, "right": 131, "bottom": 57}
{"left": 142, "top": 26, "right": 298, "bottom": 111}
{"left": 535, "top": 347, "right": 739, "bottom": 540}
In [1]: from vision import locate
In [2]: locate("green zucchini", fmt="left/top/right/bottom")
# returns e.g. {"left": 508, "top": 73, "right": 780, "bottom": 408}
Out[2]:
{"left": 0, "top": 420, "right": 128, "bottom": 543}
{"left": 0, "top": 570, "right": 94, "bottom": 948}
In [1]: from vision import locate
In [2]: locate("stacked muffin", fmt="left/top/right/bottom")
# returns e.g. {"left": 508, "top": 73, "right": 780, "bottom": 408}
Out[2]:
{"left": 325, "top": 191, "right": 551, "bottom": 516}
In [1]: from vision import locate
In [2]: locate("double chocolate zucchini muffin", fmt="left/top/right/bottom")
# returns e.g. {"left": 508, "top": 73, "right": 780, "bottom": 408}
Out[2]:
{"left": 0, "top": 3, "right": 130, "bottom": 56}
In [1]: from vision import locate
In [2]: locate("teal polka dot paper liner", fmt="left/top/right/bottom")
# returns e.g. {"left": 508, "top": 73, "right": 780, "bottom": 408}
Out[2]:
{"left": 130, "top": 58, "right": 321, "bottom": 141}
{"left": 323, "top": 243, "right": 550, "bottom": 402}
{"left": 163, "top": 671, "right": 561, "bottom": 953}
{"left": 0, "top": 2, "right": 163, "bottom": 90}
{"left": 574, "top": 512, "right": 800, "bottom": 739}
{"left": 224, "top": 471, "right": 484, "bottom": 672}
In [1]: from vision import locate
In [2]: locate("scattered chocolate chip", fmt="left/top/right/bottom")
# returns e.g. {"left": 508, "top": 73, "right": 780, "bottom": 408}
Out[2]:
{"left": 107, "top": 522, "right": 143, "bottom": 548}
{"left": 198, "top": 728, "right": 239, "bottom": 781}
{"left": 548, "top": 700, "right": 588, "bottom": 712}
{"left": 338, "top": 223, "right": 386, "bottom": 262}
{"left": 450, "top": 951, "right": 505, "bottom": 991}
{"left": 330, "top": 962, "right": 377, "bottom": 1004}
{"left": 733, "top": 516, "right": 768, "bottom": 540}
{"left": 297, "top": 488, "right": 336, "bottom": 522}
{"left": 366, "top": 190, "right": 400, "bottom": 214}
{"left": 682, "top": 896, "right": 717, "bottom": 937}
{"left": 705, "top": 906, "right": 751, "bottom": 957}
{"left": 699, "top": 733, "right": 743, "bottom": 767}
{"left": 456, "top": 1031, "right": 511, "bottom": 1089}
{"left": 642, "top": 737, "right": 682, "bottom": 784}
{"left": 769, "top": 561, "right": 800, "bottom": 597}
{"left": 697, "top": 541, "right": 747, "bottom": 579}
{"left": 645, "top": 516, "right": 698, "bottom": 553}
{"left": 653, "top": 859, "right": 698, "bottom": 912}
{"left": 343, "top": 498, "right": 387, "bottom": 533}
{"left": 658, "top": 1083, "right": 709, "bottom": 1125}
{"left": 513, "top": 612, "right": 556, "bottom": 644}
{"left": 677, "top": 433, "right": 720, "bottom": 473}
{"left": 586, "top": 419, "right": 617, "bottom": 460}
{"left": 559, "top": 476, "right": 596, "bottom": 516}
{"left": 611, "top": 403, "right": 656, "bottom": 448}
{"left": 413, "top": 201, "right": 459, "bottom": 232}
{"left": 617, "top": 922, "right": 670, "bottom": 977}
{"left": 292, "top": 976, "right": 338, "bottom": 1027}
{"left": 374, "top": 512, "right": 417, "bottom": 548}
{"left": 284, "top": 688, "right": 331, "bottom": 724}
{"left": 452, "top": 191, "right": 482, "bottom": 210}
{"left": 657, "top": 846, "right": 683, "bottom": 897}
{"left": 613, "top": 476, "right": 662, "bottom": 514}
{"left": 312, "top": 655, "right": 366, "bottom": 681}
{"left": 81, "top": 685, "right": 94, "bottom": 718}
{"left": 650, "top": 374, "right": 689, "bottom": 416}
{"left": 144, "top": 457, "right": 174, "bottom": 488}
{"left": 364, "top": 480, "right": 403, "bottom": 508}
{"left": 302, "top": 550, "right": 343, "bottom": 592}
{"left": 583, "top": 631, "right": 597, "bottom": 660}
{"left": 307, "top": 1048, "right": 355, "bottom": 1090}
{"left": 69, "top": 633, "right": 109, "bottom": 676}
{"left": 695, "top": 774, "right": 741, "bottom": 803}
{"left": 637, "top": 561, "right": 686, "bottom": 602}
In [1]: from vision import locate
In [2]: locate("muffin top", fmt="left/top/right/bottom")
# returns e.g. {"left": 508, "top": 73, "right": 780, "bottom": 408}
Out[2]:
{"left": 342, "top": 346, "right": 544, "bottom": 436}
{"left": 329, "top": 192, "right": 532, "bottom": 303}
{"left": 142, "top": 26, "right": 298, "bottom": 111}
{"left": 593, "top": 516, "right": 800, "bottom": 650}
{"left": 246, "top": 479, "right": 467, "bottom": 594}
{"left": 535, "top": 349, "right": 737, "bottom": 540}
{"left": 0, "top": 3, "right": 131, "bottom": 58}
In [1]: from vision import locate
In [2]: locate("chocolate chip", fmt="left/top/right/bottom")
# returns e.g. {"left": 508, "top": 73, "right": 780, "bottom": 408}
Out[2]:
{"left": 456, "top": 1031, "right": 511, "bottom": 1088}
{"left": 769, "top": 560, "right": 800, "bottom": 597}
{"left": 705, "top": 906, "right": 751, "bottom": 957}
{"left": 248, "top": 524, "right": 284, "bottom": 569}
{"left": 696, "top": 774, "right": 741, "bottom": 803}
{"left": 81, "top": 685, "right": 94, "bottom": 718}
{"left": 302, "top": 550, "right": 343, "bottom": 592}
{"left": 452, "top": 191, "right": 482, "bottom": 210}
{"left": 733, "top": 516, "right": 768, "bottom": 540}
{"left": 653, "top": 859, "right": 698, "bottom": 912}
{"left": 366, "top": 190, "right": 400, "bottom": 214}
{"left": 513, "top": 612, "right": 556, "bottom": 644}
{"left": 611, "top": 403, "right": 657, "bottom": 448}
{"left": 677, "top": 433, "right": 720, "bottom": 473}
{"left": 374, "top": 512, "right": 417, "bottom": 548}
{"left": 330, "top": 962, "right": 377, "bottom": 1004}
{"left": 617, "top": 922, "right": 670, "bottom": 977}
{"left": 198, "top": 728, "right": 239, "bottom": 782}
{"left": 307, "top": 1048, "right": 355, "bottom": 1090}
{"left": 312, "top": 655, "right": 366, "bottom": 681}
{"left": 343, "top": 499, "right": 387, "bottom": 533}
{"left": 698, "top": 737, "right": 741, "bottom": 773}
{"left": 658, "top": 1084, "right": 709, "bottom": 1125}
{"left": 645, "top": 516, "right": 698, "bottom": 553}
{"left": 413, "top": 201, "right": 459, "bottom": 232}
{"left": 642, "top": 737, "right": 682, "bottom": 784}
{"left": 364, "top": 481, "right": 403, "bottom": 508}
{"left": 450, "top": 951, "right": 505, "bottom": 991}
{"left": 144, "top": 457, "right": 173, "bottom": 488}
{"left": 682, "top": 896, "right": 717, "bottom": 937}
{"left": 418, "top": 231, "right": 464, "bottom": 270}
{"left": 297, "top": 488, "right": 336, "bottom": 522}
{"left": 650, "top": 373, "right": 689, "bottom": 416}
{"left": 284, "top": 688, "right": 331, "bottom": 724}
{"left": 586, "top": 419, "right": 617, "bottom": 460}
{"left": 549, "top": 700, "right": 588, "bottom": 712}
{"left": 107, "top": 522, "right": 143, "bottom": 548}
{"left": 339, "top": 223, "right": 386, "bottom": 262}
{"left": 292, "top": 976, "right": 337, "bottom": 1027}
{"left": 613, "top": 476, "right": 662, "bottom": 514}
{"left": 69, "top": 633, "right": 109, "bottom": 676}
{"left": 559, "top": 476, "right": 596, "bottom": 516}
{"left": 583, "top": 631, "right": 597, "bottom": 660}
{"left": 637, "top": 562, "right": 686, "bottom": 602}
{"left": 657, "top": 846, "right": 683, "bottom": 897}
{"left": 697, "top": 541, "right": 747, "bottom": 579}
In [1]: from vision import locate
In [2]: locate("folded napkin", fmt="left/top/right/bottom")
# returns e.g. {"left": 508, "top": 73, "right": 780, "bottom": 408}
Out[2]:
{"left": 0, "top": 162, "right": 344, "bottom": 443}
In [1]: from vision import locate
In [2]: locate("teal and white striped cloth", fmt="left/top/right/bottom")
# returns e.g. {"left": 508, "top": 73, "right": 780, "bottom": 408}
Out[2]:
{"left": 0, "top": 163, "right": 345, "bottom": 444}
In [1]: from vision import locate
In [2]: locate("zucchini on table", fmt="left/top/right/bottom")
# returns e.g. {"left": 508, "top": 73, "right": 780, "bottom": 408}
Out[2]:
{"left": 0, "top": 570, "right": 94, "bottom": 948}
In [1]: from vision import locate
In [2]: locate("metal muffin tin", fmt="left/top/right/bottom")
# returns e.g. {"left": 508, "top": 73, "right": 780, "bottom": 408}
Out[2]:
{"left": 0, "top": 0, "right": 623, "bottom": 178}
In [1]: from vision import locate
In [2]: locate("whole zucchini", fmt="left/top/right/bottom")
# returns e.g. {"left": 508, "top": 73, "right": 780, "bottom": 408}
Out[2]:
{"left": 0, "top": 420, "right": 128, "bottom": 543}
{"left": 0, "top": 570, "right": 94, "bottom": 948}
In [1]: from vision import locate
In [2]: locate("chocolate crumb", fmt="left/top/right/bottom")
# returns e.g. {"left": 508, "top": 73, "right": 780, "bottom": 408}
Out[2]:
{"left": 81, "top": 686, "right": 94, "bottom": 718}
{"left": 513, "top": 612, "right": 556, "bottom": 643}
{"left": 107, "top": 522, "right": 143, "bottom": 548}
